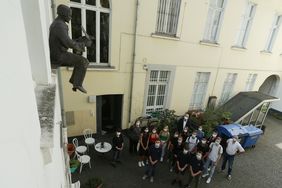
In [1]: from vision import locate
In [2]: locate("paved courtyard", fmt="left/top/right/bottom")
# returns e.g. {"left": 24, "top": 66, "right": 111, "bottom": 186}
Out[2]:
{"left": 71, "top": 115, "right": 282, "bottom": 188}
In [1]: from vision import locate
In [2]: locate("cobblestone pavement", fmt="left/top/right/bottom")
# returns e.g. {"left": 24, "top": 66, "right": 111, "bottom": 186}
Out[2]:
{"left": 72, "top": 115, "right": 282, "bottom": 188}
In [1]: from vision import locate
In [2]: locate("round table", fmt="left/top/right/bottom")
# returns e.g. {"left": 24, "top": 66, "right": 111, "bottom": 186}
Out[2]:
{"left": 95, "top": 142, "right": 112, "bottom": 153}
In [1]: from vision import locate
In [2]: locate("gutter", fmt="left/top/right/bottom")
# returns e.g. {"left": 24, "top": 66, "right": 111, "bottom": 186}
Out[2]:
{"left": 128, "top": 0, "right": 140, "bottom": 124}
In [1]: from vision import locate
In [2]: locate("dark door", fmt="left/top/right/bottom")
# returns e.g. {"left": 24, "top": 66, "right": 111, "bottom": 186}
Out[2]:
{"left": 96, "top": 95, "right": 123, "bottom": 134}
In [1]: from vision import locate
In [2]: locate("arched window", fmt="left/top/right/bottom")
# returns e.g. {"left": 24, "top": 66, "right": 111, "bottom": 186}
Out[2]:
{"left": 70, "top": 0, "right": 111, "bottom": 64}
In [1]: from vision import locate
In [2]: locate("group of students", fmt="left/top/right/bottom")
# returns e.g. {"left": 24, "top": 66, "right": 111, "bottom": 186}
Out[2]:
{"left": 113, "top": 112, "right": 245, "bottom": 187}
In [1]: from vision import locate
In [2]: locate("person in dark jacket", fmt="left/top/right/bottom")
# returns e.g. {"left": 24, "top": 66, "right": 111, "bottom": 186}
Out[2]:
{"left": 171, "top": 145, "right": 191, "bottom": 187}
{"left": 177, "top": 113, "right": 191, "bottom": 133}
{"left": 184, "top": 152, "right": 204, "bottom": 188}
{"left": 170, "top": 136, "right": 184, "bottom": 172}
{"left": 138, "top": 127, "right": 150, "bottom": 167}
{"left": 142, "top": 140, "right": 162, "bottom": 183}
{"left": 49, "top": 4, "right": 92, "bottom": 93}
{"left": 111, "top": 128, "right": 124, "bottom": 167}
{"left": 128, "top": 120, "right": 141, "bottom": 154}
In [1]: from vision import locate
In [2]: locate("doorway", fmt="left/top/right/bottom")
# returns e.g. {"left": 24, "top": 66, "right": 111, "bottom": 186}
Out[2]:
{"left": 96, "top": 95, "right": 123, "bottom": 134}
{"left": 259, "top": 75, "right": 280, "bottom": 96}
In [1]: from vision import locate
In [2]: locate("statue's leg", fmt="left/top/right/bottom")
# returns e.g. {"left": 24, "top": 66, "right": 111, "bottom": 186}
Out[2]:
{"left": 59, "top": 53, "right": 89, "bottom": 93}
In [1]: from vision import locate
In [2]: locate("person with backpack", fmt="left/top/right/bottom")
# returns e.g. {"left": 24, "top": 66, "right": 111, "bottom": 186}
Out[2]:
{"left": 186, "top": 131, "right": 199, "bottom": 153}
{"left": 202, "top": 137, "right": 223, "bottom": 184}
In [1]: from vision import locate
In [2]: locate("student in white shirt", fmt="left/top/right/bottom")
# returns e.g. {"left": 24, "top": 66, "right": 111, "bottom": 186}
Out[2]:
{"left": 221, "top": 135, "right": 245, "bottom": 180}
{"left": 186, "top": 131, "right": 199, "bottom": 152}
{"left": 202, "top": 137, "right": 223, "bottom": 184}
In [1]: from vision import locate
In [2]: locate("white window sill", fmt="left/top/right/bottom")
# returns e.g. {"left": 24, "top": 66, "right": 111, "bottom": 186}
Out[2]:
{"left": 231, "top": 46, "right": 247, "bottom": 51}
{"left": 66, "top": 64, "right": 116, "bottom": 71}
{"left": 199, "top": 40, "right": 220, "bottom": 47}
{"left": 260, "top": 50, "right": 272, "bottom": 55}
{"left": 151, "top": 33, "right": 180, "bottom": 41}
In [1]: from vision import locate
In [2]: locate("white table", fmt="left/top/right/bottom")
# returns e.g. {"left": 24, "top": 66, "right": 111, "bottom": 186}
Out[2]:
{"left": 95, "top": 142, "right": 112, "bottom": 153}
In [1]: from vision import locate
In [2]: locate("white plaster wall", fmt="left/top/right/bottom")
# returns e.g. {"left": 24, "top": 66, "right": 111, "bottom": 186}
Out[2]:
{"left": 271, "top": 81, "right": 282, "bottom": 111}
{"left": 21, "top": 0, "right": 52, "bottom": 85}
{"left": 0, "top": 1, "right": 67, "bottom": 188}
{"left": 0, "top": 1, "right": 46, "bottom": 188}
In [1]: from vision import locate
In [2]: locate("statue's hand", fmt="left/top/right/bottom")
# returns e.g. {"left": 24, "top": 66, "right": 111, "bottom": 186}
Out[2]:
{"left": 79, "top": 36, "right": 93, "bottom": 47}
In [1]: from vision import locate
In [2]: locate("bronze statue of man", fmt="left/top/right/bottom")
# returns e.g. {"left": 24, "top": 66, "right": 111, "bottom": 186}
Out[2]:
{"left": 49, "top": 4, "right": 91, "bottom": 93}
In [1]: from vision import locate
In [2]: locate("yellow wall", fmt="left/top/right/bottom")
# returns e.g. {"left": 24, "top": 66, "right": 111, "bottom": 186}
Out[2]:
{"left": 54, "top": 0, "right": 282, "bottom": 136}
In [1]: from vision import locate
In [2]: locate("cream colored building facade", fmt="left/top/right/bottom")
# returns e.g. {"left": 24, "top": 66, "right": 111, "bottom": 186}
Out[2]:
{"left": 53, "top": 0, "right": 282, "bottom": 136}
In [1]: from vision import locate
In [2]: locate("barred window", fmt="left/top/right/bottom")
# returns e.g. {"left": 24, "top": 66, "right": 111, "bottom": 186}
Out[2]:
{"left": 145, "top": 70, "right": 170, "bottom": 115}
{"left": 156, "top": 0, "right": 182, "bottom": 36}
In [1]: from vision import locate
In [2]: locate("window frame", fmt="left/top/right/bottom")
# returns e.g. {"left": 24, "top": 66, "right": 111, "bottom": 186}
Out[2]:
{"left": 203, "top": 0, "right": 227, "bottom": 43}
{"left": 69, "top": 0, "right": 111, "bottom": 65}
{"left": 264, "top": 14, "right": 282, "bottom": 52}
{"left": 235, "top": 2, "right": 256, "bottom": 48}
{"left": 143, "top": 65, "right": 175, "bottom": 115}
{"left": 155, "top": 0, "right": 182, "bottom": 37}
{"left": 219, "top": 73, "right": 238, "bottom": 105}
{"left": 245, "top": 73, "right": 257, "bottom": 91}
{"left": 189, "top": 72, "right": 211, "bottom": 110}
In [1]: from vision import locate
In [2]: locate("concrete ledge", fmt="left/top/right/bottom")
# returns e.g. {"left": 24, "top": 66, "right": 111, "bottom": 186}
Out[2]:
{"left": 35, "top": 80, "right": 56, "bottom": 148}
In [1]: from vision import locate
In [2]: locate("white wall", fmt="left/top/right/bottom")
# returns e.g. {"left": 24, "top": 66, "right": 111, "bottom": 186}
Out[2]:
{"left": 0, "top": 1, "right": 46, "bottom": 188}
{"left": 21, "top": 0, "right": 52, "bottom": 85}
{"left": 0, "top": 1, "right": 67, "bottom": 188}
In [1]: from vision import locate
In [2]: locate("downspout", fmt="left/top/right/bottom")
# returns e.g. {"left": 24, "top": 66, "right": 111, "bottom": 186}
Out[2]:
{"left": 128, "top": 0, "right": 140, "bottom": 124}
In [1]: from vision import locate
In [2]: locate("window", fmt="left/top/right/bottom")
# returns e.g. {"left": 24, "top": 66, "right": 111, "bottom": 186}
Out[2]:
{"left": 203, "top": 0, "right": 226, "bottom": 42}
{"left": 245, "top": 73, "right": 257, "bottom": 91}
{"left": 145, "top": 70, "right": 171, "bottom": 115}
{"left": 189, "top": 72, "right": 211, "bottom": 110}
{"left": 235, "top": 2, "right": 256, "bottom": 47}
{"left": 155, "top": 0, "right": 182, "bottom": 36}
{"left": 264, "top": 15, "right": 282, "bottom": 52}
{"left": 70, "top": 0, "right": 110, "bottom": 64}
{"left": 219, "top": 73, "right": 237, "bottom": 105}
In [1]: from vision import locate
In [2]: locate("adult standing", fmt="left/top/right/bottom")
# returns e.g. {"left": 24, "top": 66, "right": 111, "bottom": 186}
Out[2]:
{"left": 49, "top": 4, "right": 91, "bottom": 93}
{"left": 170, "top": 136, "right": 184, "bottom": 172}
{"left": 159, "top": 125, "right": 170, "bottom": 162}
{"left": 202, "top": 137, "right": 223, "bottom": 184}
{"left": 207, "top": 131, "right": 218, "bottom": 146}
{"left": 184, "top": 151, "right": 204, "bottom": 188}
{"left": 196, "top": 138, "right": 209, "bottom": 161}
{"left": 177, "top": 113, "right": 190, "bottom": 133}
{"left": 138, "top": 127, "right": 150, "bottom": 167}
{"left": 186, "top": 131, "right": 199, "bottom": 153}
{"left": 142, "top": 140, "right": 162, "bottom": 183}
{"left": 196, "top": 126, "right": 205, "bottom": 141}
{"left": 221, "top": 135, "right": 245, "bottom": 180}
{"left": 128, "top": 120, "right": 141, "bottom": 154}
{"left": 171, "top": 145, "right": 190, "bottom": 187}
{"left": 111, "top": 128, "right": 124, "bottom": 167}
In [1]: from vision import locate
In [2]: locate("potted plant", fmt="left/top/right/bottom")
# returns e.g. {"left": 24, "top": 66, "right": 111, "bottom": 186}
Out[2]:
{"left": 84, "top": 178, "right": 103, "bottom": 188}
{"left": 69, "top": 159, "right": 80, "bottom": 173}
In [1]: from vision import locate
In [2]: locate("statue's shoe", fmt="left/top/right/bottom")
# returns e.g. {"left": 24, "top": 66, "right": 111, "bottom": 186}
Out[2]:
{"left": 73, "top": 86, "right": 87, "bottom": 93}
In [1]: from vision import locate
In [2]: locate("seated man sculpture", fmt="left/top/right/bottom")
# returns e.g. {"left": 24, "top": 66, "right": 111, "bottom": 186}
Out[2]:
{"left": 49, "top": 4, "right": 92, "bottom": 93}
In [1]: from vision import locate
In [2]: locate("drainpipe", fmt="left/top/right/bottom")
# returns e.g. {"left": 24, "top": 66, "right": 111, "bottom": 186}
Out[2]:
{"left": 128, "top": 0, "right": 140, "bottom": 124}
